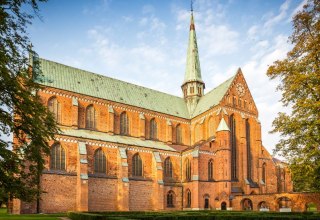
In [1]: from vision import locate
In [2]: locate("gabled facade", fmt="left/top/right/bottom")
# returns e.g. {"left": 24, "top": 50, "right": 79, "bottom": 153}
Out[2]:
{"left": 13, "top": 12, "right": 320, "bottom": 215}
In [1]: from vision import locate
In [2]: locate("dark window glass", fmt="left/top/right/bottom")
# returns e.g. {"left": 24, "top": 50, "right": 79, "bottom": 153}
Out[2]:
{"left": 230, "top": 114, "right": 237, "bottom": 180}
{"left": 167, "top": 191, "right": 174, "bottom": 207}
{"left": 48, "top": 97, "right": 61, "bottom": 123}
{"left": 150, "top": 118, "right": 157, "bottom": 140}
{"left": 186, "top": 189, "right": 191, "bottom": 208}
{"left": 208, "top": 159, "right": 214, "bottom": 180}
{"left": 50, "top": 143, "right": 66, "bottom": 171}
{"left": 94, "top": 149, "right": 106, "bottom": 173}
{"left": 132, "top": 153, "right": 143, "bottom": 176}
{"left": 185, "top": 158, "right": 191, "bottom": 181}
{"left": 164, "top": 157, "right": 173, "bottom": 178}
{"left": 86, "top": 105, "right": 95, "bottom": 129}
{"left": 120, "top": 112, "right": 129, "bottom": 135}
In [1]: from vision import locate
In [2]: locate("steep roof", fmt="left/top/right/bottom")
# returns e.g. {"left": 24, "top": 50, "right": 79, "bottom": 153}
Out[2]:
{"left": 35, "top": 58, "right": 236, "bottom": 119}
{"left": 192, "top": 75, "right": 236, "bottom": 117}
{"left": 36, "top": 58, "right": 190, "bottom": 118}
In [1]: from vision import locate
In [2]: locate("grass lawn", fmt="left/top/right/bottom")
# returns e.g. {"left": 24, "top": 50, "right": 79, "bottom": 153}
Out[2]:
{"left": 0, "top": 208, "right": 65, "bottom": 220}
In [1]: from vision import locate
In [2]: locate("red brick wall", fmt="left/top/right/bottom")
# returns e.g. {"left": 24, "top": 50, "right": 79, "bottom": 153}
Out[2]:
{"left": 40, "top": 174, "right": 77, "bottom": 213}
{"left": 129, "top": 181, "right": 153, "bottom": 210}
{"left": 88, "top": 178, "right": 118, "bottom": 211}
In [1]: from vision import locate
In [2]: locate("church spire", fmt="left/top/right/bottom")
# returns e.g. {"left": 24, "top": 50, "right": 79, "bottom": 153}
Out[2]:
{"left": 183, "top": 11, "right": 204, "bottom": 86}
{"left": 181, "top": 10, "right": 205, "bottom": 115}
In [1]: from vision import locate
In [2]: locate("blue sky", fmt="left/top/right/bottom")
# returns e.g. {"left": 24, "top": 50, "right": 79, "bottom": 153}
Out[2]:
{"left": 28, "top": 0, "right": 307, "bottom": 155}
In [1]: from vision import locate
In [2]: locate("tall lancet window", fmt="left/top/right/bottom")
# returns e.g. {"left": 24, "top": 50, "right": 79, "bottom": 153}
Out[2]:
{"left": 246, "top": 119, "right": 252, "bottom": 181}
{"left": 86, "top": 105, "right": 95, "bottom": 130}
{"left": 120, "top": 111, "right": 129, "bottom": 135}
{"left": 150, "top": 118, "right": 157, "bottom": 140}
{"left": 48, "top": 97, "right": 61, "bottom": 123}
{"left": 262, "top": 163, "right": 266, "bottom": 184}
{"left": 230, "top": 114, "right": 237, "bottom": 180}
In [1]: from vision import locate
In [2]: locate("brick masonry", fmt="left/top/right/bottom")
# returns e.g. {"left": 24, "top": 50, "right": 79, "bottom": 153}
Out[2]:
{"left": 10, "top": 70, "right": 320, "bottom": 214}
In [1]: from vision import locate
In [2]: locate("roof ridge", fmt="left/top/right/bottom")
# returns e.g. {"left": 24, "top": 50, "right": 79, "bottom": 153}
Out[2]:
{"left": 39, "top": 57, "right": 185, "bottom": 100}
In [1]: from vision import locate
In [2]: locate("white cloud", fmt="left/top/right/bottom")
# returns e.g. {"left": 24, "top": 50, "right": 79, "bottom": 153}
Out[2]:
{"left": 289, "top": 0, "right": 308, "bottom": 20}
{"left": 264, "top": 0, "right": 291, "bottom": 29}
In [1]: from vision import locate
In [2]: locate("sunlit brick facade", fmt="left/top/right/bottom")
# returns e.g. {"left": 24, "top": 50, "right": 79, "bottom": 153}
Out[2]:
{"left": 11, "top": 12, "right": 320, "bottom": 214}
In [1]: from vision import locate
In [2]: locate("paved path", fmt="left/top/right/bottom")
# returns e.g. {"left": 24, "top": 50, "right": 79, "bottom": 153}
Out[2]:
{"left": 59, "top": 217, "right": 71, "bottom": 220}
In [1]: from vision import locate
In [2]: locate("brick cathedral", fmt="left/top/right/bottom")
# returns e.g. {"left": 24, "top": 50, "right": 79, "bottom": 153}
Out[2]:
{"left": 11, "top": 12, "right": 320, "bottom": 214}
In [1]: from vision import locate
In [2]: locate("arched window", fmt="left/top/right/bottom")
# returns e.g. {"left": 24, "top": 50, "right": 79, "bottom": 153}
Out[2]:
{"left": 195, "top": 123, "right": 201, "bottom": 142}
{"left": 208, "top": 159, "right": 214, "bottom": 180}
{"left": 120, "top": 112, "right": 129, "bottom": 135}
{"left": 164, "top": 157, "right": 173, "bottom": 178}
{"left": 86, "top": 105, "right": 95, "bottom": 129}
{"left": 186, "top": 189, "right": 191, "bottom": 208}
{"left": 94, "top": 149, "right": 106, "bottom": 173}
{"left": 208, "top": 117, "right": 215, "bottom": 137}
{"left": 132, "top": 153, "right": 142, "bottom": 177}
{"left": 176, "top": 124, "right": 182, "bottom": 144}
{"left": 167, "top": 191, "right": 175, "bottom": 207}
{"left": 262, "top": 163, "right": 266, "bottom": 184}
{"left": 50, "top": 143, "right": 65, "bottom": 170}
{"left": 150, "top": 118, "right": 157, "bottom": 140}
{"left": 246, "top": 119, "right": 252, "bottom": 181}
{"left": 185, "top": 158, "right": 191, "bottom": 181}
{"left": 48, "top": 97, "right": 61, "bottom": 123}
{"left": 230, "top": 114, "right": 237, "bottom": 180}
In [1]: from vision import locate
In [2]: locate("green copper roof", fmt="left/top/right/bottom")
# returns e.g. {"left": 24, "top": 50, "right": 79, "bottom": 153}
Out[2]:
{"left": 217, "top": 118, "right": 230, "bottom": 132}
{"left": 36, "top": 58, "right": 190, "bottom": 118}
{"left": 192, "top": 75, "right": 236, "bottom": 117}
{"left": 183, "top": 13, "right": 203, "bottom": 85}
{"left": 60, "top": 127, "right": 177, "bottom": 152}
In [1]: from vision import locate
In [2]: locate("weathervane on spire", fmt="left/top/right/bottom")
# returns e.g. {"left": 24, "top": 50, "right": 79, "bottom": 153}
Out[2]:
{"left": 191, "top": 0, "right": 194, "bottom": 12}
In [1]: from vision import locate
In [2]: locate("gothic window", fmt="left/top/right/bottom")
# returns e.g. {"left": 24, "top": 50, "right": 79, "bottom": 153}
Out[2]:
{"left": 233, "top": 96, "right": 237, "bottom": 107}
{"left": 94, "top": 149, "right": 106, "bottom": 173}
{"left": 208, "top": 159, "right": 214, "bottom": 180}
{"left": 164, "top": 157, "right": 173, "bottom": 178}
{"left": 167, "top": 191, "right": 175, "bottom": 207}
{"left": 244, "top": 100, "right": 247, "bottom": 109}
{"left": 198, "top": 87, "right": 202, "bottom": 95}
{"left": 208, "top": 117, "right": 215, "bottom": 137}
{"left": 120, "top": 111, "right": 129, "bottom": 135}
{"left": 190, "top": 87, "right": 194, "bottom": 94}
{"left": 132, "top": 153, "right": 143, "bottom": 177}
{"left": 262, "top": 163, "right": 266, "bottom": 184}
{"left": 238, "top": 99, "right": 242, "bottom": 107}
{"left": 50, "top": 143, "right": 65, "bottom": 171}
{"left": 230, "top": 114, "right": 237, "bottom": 180}
{"left": 150, "top": 118, "right": 157, "bottom": 140}
{"left": 86, "top": 105, "right": 95, "bottom": 130}
{"left": 246, "top": 119, "right": 252, "bottom": 181}
{"left": 185, "top": 158, "right": 191, "bottom": 181}
{"left": 186, "top": 189, "right": 191, "bottom": 208}
{"left": 176, "top": 124, "right": 182, "bottom": 144}
{"left": 48, "top": 97, "right": 61, "bottom": 123}
{"left": 184, "top": 89, "right": 187, "bottom": 97}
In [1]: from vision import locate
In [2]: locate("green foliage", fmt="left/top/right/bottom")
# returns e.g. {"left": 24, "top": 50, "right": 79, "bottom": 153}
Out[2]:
{"left": 0, "top": 0, "right": 59, "bottom": 203}
{"left": 67, "top": 211, "right": 320, "bottom": 220}
{"left": 0, "top": 208, "right": 64, "bottom": 220}
{"left": 266, "top": 0, "right": 320, "bottom": 192}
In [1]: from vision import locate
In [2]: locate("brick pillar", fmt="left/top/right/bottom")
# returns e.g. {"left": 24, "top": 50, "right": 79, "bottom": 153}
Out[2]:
{"left": 76, "top": 142, "right": 88, "bottom": 211}
{"left": 191, "top": 149, "right": 200, "bottom": 210}
{"left": 72, "top": 97, "right": 79, "bottom": 128}
{"left": 139, "top": 113, "right": 145, "bottom": 139}
{"left": 108, "top": 106, "right": 114, "bottom": 135}
{"left": 117, "top": 147, "right": 129, "bottom": 211}
{"left": 152, "top": 151, "right": 164, "bottom": 210}
{"left": 166, "top": 120, "right": 172, "bottom": 144}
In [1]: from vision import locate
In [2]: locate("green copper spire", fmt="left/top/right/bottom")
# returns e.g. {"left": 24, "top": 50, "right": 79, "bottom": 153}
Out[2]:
{"left": 183, "top": 12, "right": 203, "bottom": 85}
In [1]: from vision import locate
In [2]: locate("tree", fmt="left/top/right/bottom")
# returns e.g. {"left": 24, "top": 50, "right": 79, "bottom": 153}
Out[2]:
{"left": 267, "top": 0, "right": 320, "bottom": 192}
{"left": 0, "top": 0, "right": 59, "bottom": 210}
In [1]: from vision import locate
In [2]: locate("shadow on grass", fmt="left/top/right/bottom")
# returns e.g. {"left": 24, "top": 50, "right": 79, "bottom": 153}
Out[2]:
{"left": 0, "top": 208, "right": 65, "bottom": 220}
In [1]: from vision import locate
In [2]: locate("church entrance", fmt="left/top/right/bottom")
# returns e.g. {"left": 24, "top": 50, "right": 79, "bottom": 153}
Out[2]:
{"left": 221, "top": 202, "right": 227, "bottom": 210}
{"left": 204, "top": 198, "right": 209, "bottom": 209}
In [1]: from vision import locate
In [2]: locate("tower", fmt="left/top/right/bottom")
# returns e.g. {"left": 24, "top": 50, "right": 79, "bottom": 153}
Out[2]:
{"left": 181, "top": 11, "right": 205, "bottom": 115}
